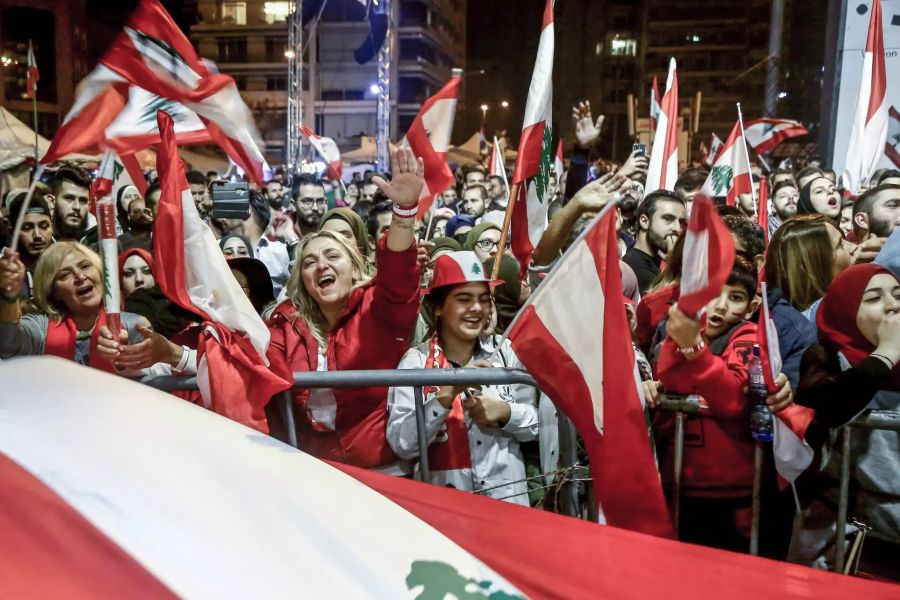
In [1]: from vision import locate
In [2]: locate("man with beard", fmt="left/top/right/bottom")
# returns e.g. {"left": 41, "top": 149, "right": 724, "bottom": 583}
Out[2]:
{"left": 769, "top": 180, "right": 799, "bottom": 238}
{"left": 8, "top": 194, "right": 54, "bottom": 299}
{"left": 623, "top": 190, "right": 686, "bottom": 295}
{"left": 47, "top": 167, "right": 91, "bottom": 242}
{"left": 487, "top": 175, "right": 508, "bottom": 211}
{"left": 291, "top": 174, "right": 327, "bottom": 238}
{"left": 853, "top": 184, "right": 900, "bottom": 244}
{"left": 119, "top": 192, "right": 155, "bottom": 251}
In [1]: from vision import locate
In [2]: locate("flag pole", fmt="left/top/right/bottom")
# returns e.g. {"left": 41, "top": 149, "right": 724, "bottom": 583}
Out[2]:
{"left": 736, "top": 102, "right": 757, "bottom": 216}
{"left": 420, "top": 198, "right": 437, "bottom": 242}
{"left": 29, "top": 39, "right": 38, "bottom": 165}
{"left": 491, "top": 182, "right": 518, "bottom": 279}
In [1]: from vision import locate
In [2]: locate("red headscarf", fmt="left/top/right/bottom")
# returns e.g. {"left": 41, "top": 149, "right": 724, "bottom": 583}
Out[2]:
{"left": 816, "top": 263, "right": 900, "bottom": 369}
{"left": 119, "top": 248, "right": 156, "bottom": 287}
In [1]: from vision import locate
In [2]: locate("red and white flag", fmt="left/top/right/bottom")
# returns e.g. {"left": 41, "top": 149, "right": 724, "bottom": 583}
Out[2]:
{"left": 645, "top": 58, "right": 679, "bottom": 196}
{"left": 153, "top": 111, "right": 289, "bottom": 432}
{"left": 676, "top": 194, "right": 736, "bottom": 318}
{"left": 758, "top": 282, "right": 815, "bottom": 483}
{"left": 25, "top": 40, "right": 39, "bottom": 99}
{"left": 42, "top": 0, "right": 265, "bottom": 183}
{"left": 702, "top": 132, "right": 723, "bottom": 167}
{"left": 403, "top": 69, "right": 461, "bottom": 214}
{"left": 510, "top": 0, "right": 555, "bottom": 271}
{"left": 299, "top": 125, "right": 343, "bottom": 181}
{"left": 3, "top": 358, "right": 886, "bottom": 599}
{"left": 649, "top": 76, "right": 661, "bottom": 132}
{"left": 554, "top": 138, "right": 564, "bottom": 176}
{"left": 886, "top": 106, "right": 900, "bottom": 167}
{"left": 842, "top": 0, "right": 888, "bottom": 193}
{"left": 489, "top": 136, "right": 508, "bottom": 189}
{"left": 743, "top": 118, "right": 808, "bottom": 155}
{"left": 504, "top": 205, "right": 672, "bottom": 538}
{"left": 700, "top": 119, "right": 752, "bottom": 207}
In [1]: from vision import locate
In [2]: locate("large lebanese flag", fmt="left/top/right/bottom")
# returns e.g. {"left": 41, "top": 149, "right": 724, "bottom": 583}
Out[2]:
{"left": 3, "top": 359, "right": 893, "bottom": 599}
{"left": 403, "top": 69, "right": 461, "bottom": 214}
{"left": 299, "top": 125, "right": 343, "bottom": 181}
{"left": 842, "top": 0, "right": 888, "bottom": 194}
{"left": 153, "top": 111, "right": 289, "bottom": 432}
{"left": 743, "top": 118, "right": 808, "bottom": 155}
{"left": 509, "top": 0, "right": 555, "bottom": 270}
{"left": 505, "top": 206, "right": 672, "bottom": 537}
{"left": 700, "top": 119, "right": 752, "bottom": 207}
{"left": 676, "top": 194, "right": 736, "bottom": 318}
{"left": 645, "top": 58, "right": 679, "bottom": 196}
{"left": 42, "top": 0, "right": 265, "bottom": 183}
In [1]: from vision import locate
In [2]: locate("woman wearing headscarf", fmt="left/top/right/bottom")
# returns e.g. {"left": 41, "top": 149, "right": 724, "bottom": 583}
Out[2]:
{"left": 482, "top": 254, "right": 521, "bottom": 334}
{"left": 463, "top": 222, "right": 502, "bottom": 264}
{"left": 790, "top": 264, "right": 900, "bottom": 577}
{"left": 120, "top": 248, "right": 156, "bottom": 300}
{"left": 318, "top": 207, "right": 370, "bottom": 260}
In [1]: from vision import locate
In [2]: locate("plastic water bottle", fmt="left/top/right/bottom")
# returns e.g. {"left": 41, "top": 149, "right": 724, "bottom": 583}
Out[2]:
{"left": 748, "top": 345, "right": 774, "bottom": 442}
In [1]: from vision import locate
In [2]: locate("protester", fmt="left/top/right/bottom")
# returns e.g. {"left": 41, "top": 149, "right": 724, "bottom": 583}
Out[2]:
{"left": 186, "top": 170, "right": 212, "bottom": 217}
{"left": 797, "top": 176, "right": 841, "bottom": 221}
{"left": 425, "top": 207, "right": 456, "bottom": 240}
{"left": 342, "top": 182, "right": 360, "bottom": 208}
{"left": 483, "top": 254, "right": 523, "bottom": 334}
{"left": 769, "top": 180, "right": 799, "bottom": 238}
{"left": 444, "top": 213, "right": 475, "bottom": 246}
{"left": 487, "top": 174, "right": 508, "bottom": 210}
{"left": 118, "top": 186, "right": 154, "bottom": 251}
{"left": 219, "top": 233, "right": 254, "bottom": 259}
{"left": 674, "top": 168, "right": 708, "bottom": 215}
{"left": 386, "top": 251, "right": 538, "bottom": 504}
{"left": 47, "top": 166, "right": 91, "bottom": 242}
{"left": 438, "top": 187, "right": 458, "bottom": 211}
{"left": 292, "top": 175, "right": 328, "bottom": 238}
{"left": 462, "top": 184, "right": 489, "bottom": 221}
{"left": 8, "top": 194, "right": 53, "bottom": 299}
{"left": 120, "top": 248, "right": 156, "bottom": 300}
{"left": 265, "top": 147, "right": 423, "bottom": 469}
{"left": 318, "top": 207, "right": 370, "bottom": 260}
{"left": 227, "top": 256, "right": 275, "bottom": 314}
{"left": 852, "top": 184, "right": 900, "bottom": 241}
{"left": 623, "top": 190, "right": 686, "bottom": 295}
{"left": 464, "top": 222, "right": 502, "bottom": 263}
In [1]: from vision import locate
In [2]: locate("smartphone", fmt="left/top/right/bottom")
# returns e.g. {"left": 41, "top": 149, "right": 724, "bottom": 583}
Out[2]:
{"left": 632, "top": 143, "right": 647, "bottom": 157}
{"left": 210, "top": 181, "right": 250, "bottom": 220}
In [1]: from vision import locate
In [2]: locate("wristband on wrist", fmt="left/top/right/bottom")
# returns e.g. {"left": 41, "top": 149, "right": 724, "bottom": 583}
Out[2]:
{"left": 0, "top": 292, "right": 19, "bottom": 304}
{"left": 677, "top": 339, "right": 705, "bottom": 355}
{"left": 392, "top": 203, "right": 419, "bottom": 219}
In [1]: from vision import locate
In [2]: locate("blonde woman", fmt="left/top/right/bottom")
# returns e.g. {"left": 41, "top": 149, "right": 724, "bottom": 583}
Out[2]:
{"left": 266, "top": 147, "right": 424, "bottom": 469}
{"left": 0, "top": 242, "right": 189, "bottom": 373}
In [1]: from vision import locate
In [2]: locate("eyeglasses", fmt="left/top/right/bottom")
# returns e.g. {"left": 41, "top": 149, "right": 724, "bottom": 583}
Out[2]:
{"left": 299, "top": 197, "right": 327, "bottom": 207}
{"left": 475, "top": 239, "right": 499, "bottom": 251}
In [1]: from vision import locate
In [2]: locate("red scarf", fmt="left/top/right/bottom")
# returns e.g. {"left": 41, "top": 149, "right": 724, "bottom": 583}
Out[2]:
{"left": 45, "top": 308, "right": 116, "bottom": 373}
{"left": 424, "top": 336, "right": 472, "bottom": 472}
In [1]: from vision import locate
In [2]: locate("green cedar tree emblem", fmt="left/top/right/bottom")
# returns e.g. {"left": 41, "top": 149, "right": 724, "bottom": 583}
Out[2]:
{"left": 530, "top": 123, "right": 554, "bottom": 204}
{"left": 138, "top": 94, "right": 185, "bottom": 127}
{"left": 710, "top": 164, "right": 733, "bottom": 196}
{"left": 471, "top": 262, "right": 482, "bottom": 276}
{"left": 406, "top": 560, "right": 525, "bottom": 600}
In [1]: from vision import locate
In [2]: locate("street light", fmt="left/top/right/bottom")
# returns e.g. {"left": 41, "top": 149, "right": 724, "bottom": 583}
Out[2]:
{"left": 480, "top": 104, "right": 489, "bottom": 120}
{"left": 500, "top": 100, "right": 509, "bottom": 108}
{"left": 284, "top": 49, "right": 295, "bottom": 59}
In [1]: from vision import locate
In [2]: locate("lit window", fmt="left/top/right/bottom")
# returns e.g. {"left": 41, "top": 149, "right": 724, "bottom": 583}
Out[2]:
{"left": 609, "top": 37, "right": 636, "bottom": 57}
{"left": 264, "top": 2, "right": 291, "bottom": 24}
{"left": 221, "top": 2, "right": 247, "bottom": 25}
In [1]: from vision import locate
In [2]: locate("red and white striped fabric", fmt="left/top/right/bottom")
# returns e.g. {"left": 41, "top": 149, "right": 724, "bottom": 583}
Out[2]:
{"left": 842, "top": 0, "right": 888, "bottom": 194}
{"left": 505, "top": 206, "right": 672, "bottom": 538}
{"left": 645, "top": 58, "right": 679, "bottom": 196}
{"left": 299, "top": 125, "right": 343, "bottom": 181}
{"left": 42, "top": 0, "right": 265, "bottom": 183}
{"left": 403, "top": 70, "right": 461, "bottom": 214}
{"left": 758, "top": 283, "right": 815, "bottom": 483}
{"left": 649, "top": 76, "right": 661, "bottom": 132}
{"left": 743, "top": 118, "right": 808, "bottom": 155}
{"left": 554, "top": 138, "right": 564, "bottom": 176}
{"left": 886, "top": 106, "right": 900, "bottom": 168}
{"left": 26, "top": 40, "right": 39, "bottom": 99}
{"left": 153, "top": 110, "right": 289, "bottom": 432}
{"left": 700, "top": 119, "right": 752, "bottom": 207}
{"left": 510, "top": 0, "right": 555, "bottom": 272}
{"left": 676, "top": 194, "right": 736, "bottom": 318}
{"left": 3, "top": 358, "right": 893, "bottom": 599}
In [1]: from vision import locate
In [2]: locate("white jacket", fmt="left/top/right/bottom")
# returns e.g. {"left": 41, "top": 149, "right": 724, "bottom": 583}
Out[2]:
{"left": 386, "top": 336, "right": 539, "bottom": 506}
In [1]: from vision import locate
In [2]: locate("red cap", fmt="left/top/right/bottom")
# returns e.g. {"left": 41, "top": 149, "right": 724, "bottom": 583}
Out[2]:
{"left": 425, "top": 251, "right": 503, "bottom": 295}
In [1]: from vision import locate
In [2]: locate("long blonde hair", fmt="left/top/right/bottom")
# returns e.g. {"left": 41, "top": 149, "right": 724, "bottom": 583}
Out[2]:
{"left": 32, "top": 241, "right": 103, "bottom": 323}
{"left": 286, "top": 230, "right": 371, "bottom": 345}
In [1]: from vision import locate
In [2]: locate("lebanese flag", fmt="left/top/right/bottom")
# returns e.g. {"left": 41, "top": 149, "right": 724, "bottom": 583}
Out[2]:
{"left": 26, "top": 40, "right": 39, "bottom": 99}
{"left": 554, "top": 138, "right": 564, "bottom": 176}
{"left": 700, "top": 119, "right": 752, "bottom": 207}
{"left": 42, "top": 0, "right": 265, "bottom": 184}
{"left": 649, "top": 76, "right": 661, "bottom": 132}
{"left": 645, "top": 58, "right": 679, "bottom": 196}
{"left": 758, "top": 283, "right": 815, "bottom": 483}
{"left": 489, "top": 135, "right": 508, "bottom": 189}
{"left": 757, "top": 178, "right": 770, "bottom": 244}
{"left": 4, "top": 358, "right": 893, "bottom": 600}
{"left": 510, "top": 0, "right": 555, "bottom": 271}
{"left": 702, "top": 132, "right": 723, "bottom": 167}
{"left": 505, "top": 205, "right": 672, "bottom": 538}
{"left": 676, "top": 194, "right": 736, "bottom": 318}
{"left": 299, "top": 125, "right": 343, "bottom": 181}
{"left": 842, "top": 0, "right": 888, "bottom": 194}
{"left": 153, "top": 111, "right": 289, "bottom": 432}
{"left": 403, "top": 70, "right": 461, "bottom": 214}
{"left": 884, "top": 106, "right": 900, "bottom": 167}
{"left": 743, "top": 118, "right": 808, "bottom": 155}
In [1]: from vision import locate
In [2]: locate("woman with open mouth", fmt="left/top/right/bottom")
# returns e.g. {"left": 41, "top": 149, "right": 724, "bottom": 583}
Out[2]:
{"left": 0, "top": 241, "right": 191, "bottom": 376}
{"left": 266, "top": 147, "right": 424, "bottom": 470}
{"left": 386, "top": 251, "right": 539, "bottom": 505}
{"left": 797, "top": 176, "right": 842, "bottom": 222}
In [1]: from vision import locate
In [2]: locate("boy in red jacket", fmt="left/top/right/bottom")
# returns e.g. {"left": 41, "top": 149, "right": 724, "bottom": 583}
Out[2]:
{"left": 654, "top": 255, "right": 759, "bottom": 551}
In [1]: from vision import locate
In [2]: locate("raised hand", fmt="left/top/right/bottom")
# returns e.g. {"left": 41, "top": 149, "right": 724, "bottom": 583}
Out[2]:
{"left": 572, "top": 101, "right": 605, "bottom": 148}
{"left": 0, "top": 249, "right": 25, "bottom": 297}
{"left": 618, "top": 149, "right": 649, "bottom": 178}
{"left": 373, "top": 147, "right": 426, "bottom": 208}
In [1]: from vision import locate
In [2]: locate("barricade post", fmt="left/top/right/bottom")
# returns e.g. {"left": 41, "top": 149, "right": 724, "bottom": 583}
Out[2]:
{"left": 413, "top": 385, "right": 431, "bottom": 482}
{"left": 658, "top": 393, "right": 703, "bottom": 539}
{"left": 750, "top": 442, "right": 764, "bottom": 556}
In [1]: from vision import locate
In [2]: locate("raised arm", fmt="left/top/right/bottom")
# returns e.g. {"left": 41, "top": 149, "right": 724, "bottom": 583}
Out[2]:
{"left": 372, "top": 147, "right": 425, "bottom": 253}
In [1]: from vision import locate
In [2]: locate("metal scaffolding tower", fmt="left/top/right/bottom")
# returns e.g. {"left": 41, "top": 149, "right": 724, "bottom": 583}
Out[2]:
{"left": 286, "top": 0, "right": 304, "bottom": 171}
{"left": 374, "top": 0, "right": 392, "bottom": 172}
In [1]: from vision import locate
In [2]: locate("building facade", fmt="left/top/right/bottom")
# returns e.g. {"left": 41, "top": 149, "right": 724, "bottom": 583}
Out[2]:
{"left": 190, "top": 0, "right": 465, "bottom": 166}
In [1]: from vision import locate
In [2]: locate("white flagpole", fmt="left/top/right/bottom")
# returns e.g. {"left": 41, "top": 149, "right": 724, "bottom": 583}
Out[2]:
{"left": 736, "top": 102, "right": 757, "bottom": 217}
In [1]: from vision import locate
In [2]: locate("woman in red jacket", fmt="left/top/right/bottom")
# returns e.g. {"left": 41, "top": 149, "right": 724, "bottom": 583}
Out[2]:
{"left": 266, "top": 148, "right": 424, "bottom": 469}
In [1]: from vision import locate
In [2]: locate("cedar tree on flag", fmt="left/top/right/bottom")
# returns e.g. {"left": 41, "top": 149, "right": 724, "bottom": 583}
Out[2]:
{"left": 700, "top": 119, "right": 752, "bottom": 207}
{"left": 299, "top": 125, "right": 343, "bottom": 181}
{"left": 758, "top": 282, "right": 815, "bottom": 483}
{"left": 554, "top": 138, "right": 564, "bottom": 176}
{"left": 403, "top": 69, "right": 461, "bottom": 214}
{"left": 42, "top": 0, "right": 265, "bottom": 183}
{"left": 26, "top": 40, "right": 39, "bottom": 99}
{"left": 649, "top": 76, "right": 661, "bottom": 132}
{"left": 489, "top": 136, "right": 509, "bottom": 190}
{"left": 842, "top": 0, "right": 888, "bottom": 194}
{"left": 676, "top": 194, "right": 736, "bottom": 318}
{"left": 743, "top": 118, "right": 808, "bottom": 155}
{"left": 510, "top": 0, "right": 555, "bottom": 271}
{"left": 702, "top": 132, "right": 724, "bottom": 168}
{"left": 645, "top": 58, "right": 679, "bottom": 196}
{"left": 504, "top": 205, "right": 672, "bottom": 538}
{"left": 153, "top": 110, "right": 290, "bottom": 432}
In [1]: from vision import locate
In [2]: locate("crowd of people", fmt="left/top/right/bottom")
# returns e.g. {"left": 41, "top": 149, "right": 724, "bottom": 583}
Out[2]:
{"left": 0, "top": 102, "right": 899, "bottom": 579}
